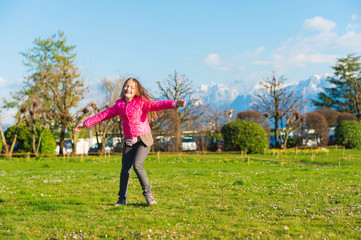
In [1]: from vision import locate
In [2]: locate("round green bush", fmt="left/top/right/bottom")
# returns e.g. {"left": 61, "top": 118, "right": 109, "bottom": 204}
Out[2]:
{"left": 40, "top": 129, "right": 57, "bottom": 155}
{"left": 335, "top": 120, "right": 361, "bottom": 149}
{"left": 221, "top": 120, "right": 269, "bottom": 153}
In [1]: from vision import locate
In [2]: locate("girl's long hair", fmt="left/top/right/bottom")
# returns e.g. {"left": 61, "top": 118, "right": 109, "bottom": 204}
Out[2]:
{"left": 121, "top": 78, "right": 162, "bottom": 122}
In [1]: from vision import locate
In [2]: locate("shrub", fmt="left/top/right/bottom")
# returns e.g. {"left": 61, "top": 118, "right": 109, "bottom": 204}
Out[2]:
{"left": 5, "top": 124, "right": 32, "bottom": 153}
{"left": 0, "top": 135, "right": 2, "bottom": 153}
{"left": 40, "top": 129, "right": 57, "bottom": 155}
{"left": 221, "top": 120, "right": 268, "bottom": 153}
{"left": 335, "top": 120, "right": 361, "bottom": 149}
{"left": 286, "top": 137, "right": 298, "bottom": 148}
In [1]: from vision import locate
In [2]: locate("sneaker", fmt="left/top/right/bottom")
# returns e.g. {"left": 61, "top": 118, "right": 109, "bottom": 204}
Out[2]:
{"left": 114, "top": 198, "right": 126, "bottom": 206}
{"left": 146, "top": 196, "right": 157, "bottom": 206}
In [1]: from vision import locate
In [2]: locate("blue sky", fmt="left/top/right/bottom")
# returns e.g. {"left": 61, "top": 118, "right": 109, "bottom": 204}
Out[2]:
{"left": 1, "top": 0, "right": 361, "bottom": 124}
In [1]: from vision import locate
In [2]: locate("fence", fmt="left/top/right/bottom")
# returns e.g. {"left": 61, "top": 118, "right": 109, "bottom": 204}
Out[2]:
{"left": 1, "top": 145, "right": 361, "bottom": 167}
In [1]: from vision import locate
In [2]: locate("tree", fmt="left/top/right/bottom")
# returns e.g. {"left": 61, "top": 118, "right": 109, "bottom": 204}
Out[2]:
{"left": 315, "top": 109, "right": 339, "bottom": 128}
{"left": 0, "top": 109, "right": 26, "bottom": 158}
{"left": 67, "top": 106, "right": 91, "bottom": 155}
{"left": 5, "top": 124, "right": 32, "bottom": 153}
{"left": 40, "top": 129, "right": 57, "bottom": 155}
{"left": 304, "top": 112, "right": 329, "bottom": 146}
{"left": 279, "top": 111, "right": 304, "bottom": 149}
{"left": 157, "top": 71, "right": 203, "bottom": 151}
{"left": 10, "top": 31, "right": 88, "bottom": 155}
{"left": 338, "top": 112, "right": 358, "bottom": 122}
{"left": 84, "top": 77, "right": 125, "bottom": 154}
{"left": 237, "top": 110, "right": 270, "bottom": 132}
{"left": 253, "top": 72, "right": 306, "bottom": 148}
{"left": 313, "top": 54, "right": 361, "bottom": 120}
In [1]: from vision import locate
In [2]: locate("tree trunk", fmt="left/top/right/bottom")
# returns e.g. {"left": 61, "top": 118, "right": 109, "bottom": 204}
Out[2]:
{"left": 274, "top": 116, "right": 280, "bottom": 148}
{"left": 9, "top": 135, "right": 17, "bottom": 159}
{"left": 31, "top": 125, "right": 39, "bottom": 157}
{"left": 36, "top": 132, "right": 43, "bottom": 156}
{"left": 59, "top": 119, "right": 67, "bottom": 155}
{"left": 0, "top": 126, "right": 10, "bottom": 158}
{"left": 71, "top": 132, "right": 79, "bottom": 156}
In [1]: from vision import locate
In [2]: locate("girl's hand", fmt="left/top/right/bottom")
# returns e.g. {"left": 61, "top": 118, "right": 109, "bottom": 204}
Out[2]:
{"left": 176, "top": 100, "right": 186, "bottom": 108}
{"left": 74, "top": 122, "right": 85, "bottom": 132}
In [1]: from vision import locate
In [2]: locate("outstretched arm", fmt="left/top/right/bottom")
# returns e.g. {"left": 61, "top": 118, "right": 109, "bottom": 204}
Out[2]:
{"left": 147, "top": 100, "right": 186, "bottom": 112}
{"left": 74, "top": 104, "right": 118, "bottom": 131}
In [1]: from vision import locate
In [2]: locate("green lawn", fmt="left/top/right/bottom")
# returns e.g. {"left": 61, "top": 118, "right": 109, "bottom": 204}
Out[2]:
{"left": 0, "top": 150, "right": 361, "bottom": 239}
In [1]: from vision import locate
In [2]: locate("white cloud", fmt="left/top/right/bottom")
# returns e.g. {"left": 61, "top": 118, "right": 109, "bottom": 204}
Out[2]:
{"left": 0, "top": 76, "right": 8, "bottom": 87}
{"left": 303, "top": 17, "right": 336, "bottom": 32}
{"left": 352, "top": 14, "right": 359, "bottom": 20}
{"left": 203, "top": 53, "right": 231, "bottom": 71}
{"left": 336, "top": 31, "right": 361, "bottom": 50}
{"left": 347, "top": 23, "right": 361, "bottom": 29}
{"left": 201, "top": 16, "right": 361, "bottom": 82}
{"left": 270, "top": 20, "right": 361, "bottom": 70}
{"left": 251, "top": 60, "right": 270, "bottom": 66}
{"left": 203, "top": 53, "right": 221, "bottom": 66}
{"left": 254, "top": 46, "right": 265, "bottom": 55}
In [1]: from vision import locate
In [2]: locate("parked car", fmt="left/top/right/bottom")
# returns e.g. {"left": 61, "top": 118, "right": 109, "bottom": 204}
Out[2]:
{"left": 55, "top": 140, "right": 73, "bottom": 154}
{"left": 217, "top": 140, "right": 224, "bottom": 151}
{"left": 88, "top": 142, "right": 113, "bottom": 154}
{"left": 194, "top": 135, "right": 218, "bottom": 151}
{"left": 154, "top": 139, "right": 173, "bottom": 152}
{"left": 181, "top": 136, "right": 197, "bottom": 151}
{"left": 113, "top": 141, "right": 124, "bottom": 152}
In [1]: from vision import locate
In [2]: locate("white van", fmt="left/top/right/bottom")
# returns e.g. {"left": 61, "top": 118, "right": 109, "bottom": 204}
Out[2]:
{"left": 182, "top": 137, "right": 197, "bottom": 151}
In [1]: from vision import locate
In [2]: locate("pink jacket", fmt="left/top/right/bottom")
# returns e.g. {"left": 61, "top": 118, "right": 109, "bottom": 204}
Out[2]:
{"left": 84, "top": 97, "right": 176, "bottom": 138}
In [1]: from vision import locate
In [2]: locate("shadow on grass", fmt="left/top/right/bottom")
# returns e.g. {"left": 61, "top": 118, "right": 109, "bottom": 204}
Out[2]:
{"left": 104, "top": 202, "right": 149, "bottom": 208}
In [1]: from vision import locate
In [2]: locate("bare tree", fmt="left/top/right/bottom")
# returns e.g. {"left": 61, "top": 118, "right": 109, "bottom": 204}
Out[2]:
{"left": 157, "top": 71, "right": 203, "bottom": 151}
{"left": 237, "top": 110, "right": 270, "bottom": 132}
{"left": 279, "top": 111, "right": 304, "bottom": 149}
{"left": 253, "top": 72, "right": 306, "bottom": 148}
{"left": 304, "top": 112, "right": 329, "bottom": 146}
{"left": 315, "top": 109, "right": 340, "bottom": 128}
{"left": 203, "top": 105, "right": 228, "bottom": 138}
{"left": 67, "top": 106, "right": 91, "bottom": 156}
{"left": 338, "top": 112, "right": 358, "bottom": 122}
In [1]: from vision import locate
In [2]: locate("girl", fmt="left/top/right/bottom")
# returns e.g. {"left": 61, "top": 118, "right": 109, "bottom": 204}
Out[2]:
{"left": 74, "top": 78, "right": 185, "bottom": 206}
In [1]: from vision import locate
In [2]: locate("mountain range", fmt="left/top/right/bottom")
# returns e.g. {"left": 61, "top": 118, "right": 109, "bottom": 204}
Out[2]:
{"left": 194, "top": 74, "right": 332, "bottom": 114}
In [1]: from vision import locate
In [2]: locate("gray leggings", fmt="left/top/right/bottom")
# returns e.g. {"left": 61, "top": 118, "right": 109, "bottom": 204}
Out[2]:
{"left": 118, "top": 141, "right": 152, "bottom": 200}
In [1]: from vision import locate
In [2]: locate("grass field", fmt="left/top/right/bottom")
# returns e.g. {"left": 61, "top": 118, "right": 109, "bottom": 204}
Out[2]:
{"left": 0, "top": 149, "right": 361, "bottom": 239}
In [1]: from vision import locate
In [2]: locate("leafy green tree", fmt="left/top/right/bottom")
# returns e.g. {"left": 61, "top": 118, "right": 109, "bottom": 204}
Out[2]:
{"left": 40, "top": 129, "right": 57, "bottom": 155}
{"left": 5, "top": 31, "right": 88, "bottom": 155}
{"left": 221, "top": 120, "right": 268, "bottom": 153}
{"left": 313, "top": 54, "right": 361, "bottom": 120}
{"left": 335, "top": 121, "right": 361, "bottom": 149}
{"left": 5, "top": 124, "right": 32, "bottom": 153}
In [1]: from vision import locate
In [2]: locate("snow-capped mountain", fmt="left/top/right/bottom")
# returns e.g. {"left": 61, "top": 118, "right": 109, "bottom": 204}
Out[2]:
{"left": 193, "top": 82, "right": 239, "bottom": 109}
{"left": 196, "top": 74, "right": 332, "bottom": 113}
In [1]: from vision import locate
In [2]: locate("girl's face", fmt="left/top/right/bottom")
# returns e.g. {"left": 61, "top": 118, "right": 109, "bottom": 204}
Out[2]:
{"left": 123, "top": 80, "right": 138, "bottom": 102}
